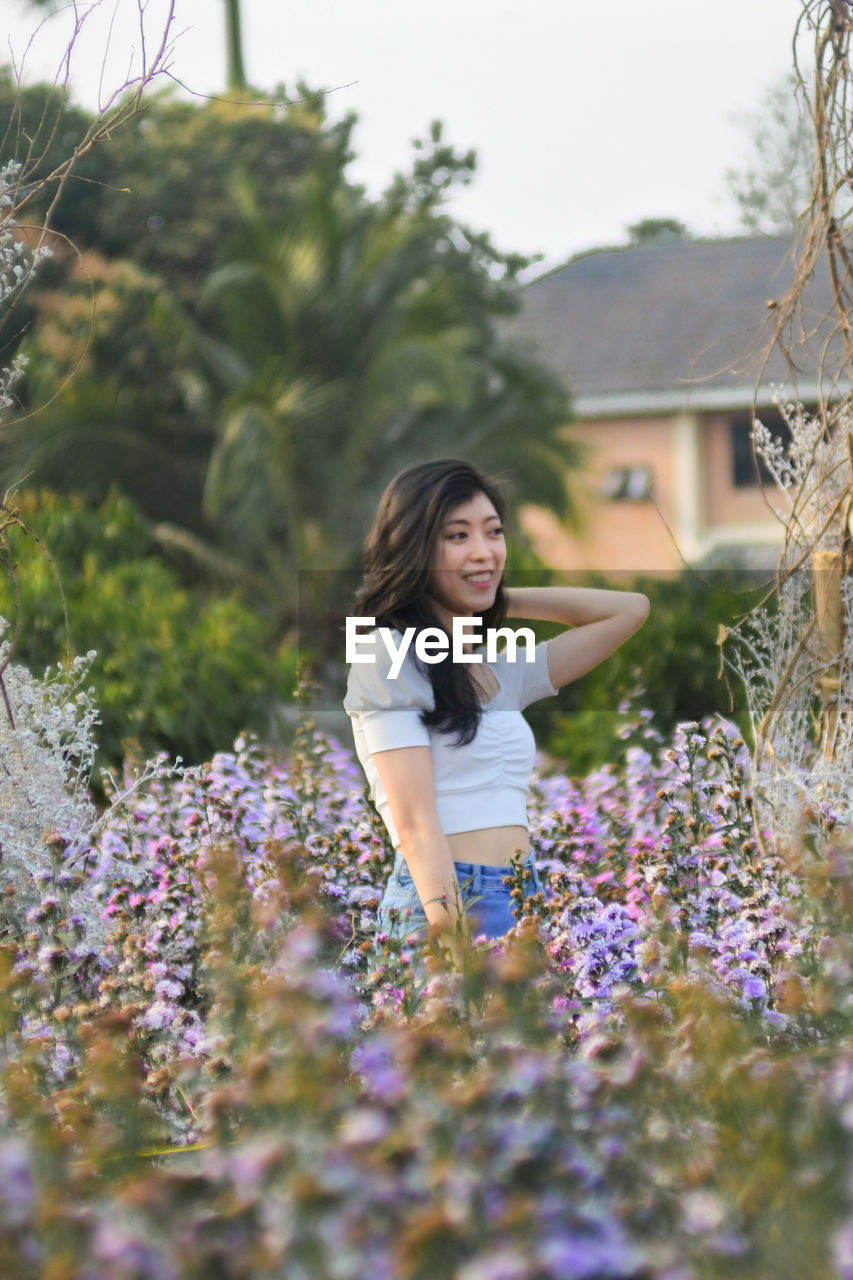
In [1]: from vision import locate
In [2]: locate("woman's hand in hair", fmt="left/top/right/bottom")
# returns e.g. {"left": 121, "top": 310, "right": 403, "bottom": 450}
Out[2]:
{"left": 503, "top": 585, "right": 650, "bottom": 692}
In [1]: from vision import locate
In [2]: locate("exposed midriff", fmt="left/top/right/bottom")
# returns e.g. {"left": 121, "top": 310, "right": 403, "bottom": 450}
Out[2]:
{"left": 446, "top": 824, "right": 530, "bottom": 866}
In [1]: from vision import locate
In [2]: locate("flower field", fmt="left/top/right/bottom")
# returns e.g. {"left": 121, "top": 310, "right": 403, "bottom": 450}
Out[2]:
{"left": 6, "top": 3, "right": 853, "bottom": 1269}
{"left": 4, "top": 667, "right": 853, "bottom": 1278}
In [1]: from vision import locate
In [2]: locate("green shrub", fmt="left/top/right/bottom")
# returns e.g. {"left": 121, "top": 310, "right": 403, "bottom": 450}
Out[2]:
{"left": 525, "top": 569, "right": 767, "bottom": 776}
{"left": 0, "top": 489, "right": 297, "bottom": 776}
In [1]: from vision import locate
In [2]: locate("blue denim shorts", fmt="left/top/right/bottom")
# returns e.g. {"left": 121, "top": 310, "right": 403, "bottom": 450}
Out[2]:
{"left": 377, "top": 851, "right": 546, "bottom": 942}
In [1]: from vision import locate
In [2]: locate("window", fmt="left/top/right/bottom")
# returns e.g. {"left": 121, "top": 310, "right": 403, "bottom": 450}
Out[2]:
{"left": 600, "top": 465, "right": 653, "bottom": 501}
{"left": 730, "top": 411, "right": 791, "bottom": 488}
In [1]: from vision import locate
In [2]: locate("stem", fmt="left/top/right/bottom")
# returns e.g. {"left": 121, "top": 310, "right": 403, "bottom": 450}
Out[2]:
{"left": 0, "top": 672, "right": 15, "bottom": 730}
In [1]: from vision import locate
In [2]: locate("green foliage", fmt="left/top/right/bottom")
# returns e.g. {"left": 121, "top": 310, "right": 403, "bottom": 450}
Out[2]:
{"left": 528, "top": 569, "right": 766, "bottom": 777}
{"left": 0, "top": 490, "right": 296, "bottom": 776}
{"left": 627, "top": 216, "right": 690, "bottom": 244}
{"left": 192, "top": 137, "right": 579, "bottom": 639}
{"left": 3, "top": 91, "right": 580, "bottom": 642}
{"left": 85, "top": 90, "right": 355, "bottom": 302}
{"left": 4, "top": 254, "right": 212, "bottom": 528}
{"left": 0, "top": 66, "right": 111, "bottom": 246}
{"left": 0, "top": 69, "right": 354, "bottom": 301}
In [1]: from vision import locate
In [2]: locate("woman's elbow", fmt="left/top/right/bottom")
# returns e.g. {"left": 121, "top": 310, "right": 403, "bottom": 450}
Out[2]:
{"left": 393, "top": 810, "right": 441, "bottom": 851}
{"left": 627, "top": 592, "right": 650, "bottom": 631}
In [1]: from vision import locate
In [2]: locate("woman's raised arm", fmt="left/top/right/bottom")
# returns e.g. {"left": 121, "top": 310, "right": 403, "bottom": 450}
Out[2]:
{"left": 504, "top": 585, "right": 650, "bottom": 692}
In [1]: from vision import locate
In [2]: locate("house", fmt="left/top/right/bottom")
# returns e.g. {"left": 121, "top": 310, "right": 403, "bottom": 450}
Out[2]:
{"left": 510, "top": 235, "right": 837, "bottom": 575}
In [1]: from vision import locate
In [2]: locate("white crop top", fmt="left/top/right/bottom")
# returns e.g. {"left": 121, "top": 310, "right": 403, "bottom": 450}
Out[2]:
{"left": 343, "top": 630, "right": 558, "bottom": 848}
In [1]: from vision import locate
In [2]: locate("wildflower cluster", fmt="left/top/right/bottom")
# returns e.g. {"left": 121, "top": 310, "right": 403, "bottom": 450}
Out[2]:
{"left": 1, "top": 651, "right": 853, "bottom": 1274}
{"left": 528, "top": 716, "right": 806, "bottom": 1038}
{"left": 0, "top": 627, "right": 101, "bottom": 951}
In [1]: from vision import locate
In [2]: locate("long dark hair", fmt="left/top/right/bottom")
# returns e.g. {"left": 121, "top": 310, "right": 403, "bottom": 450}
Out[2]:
{"left": 355, "top": 459, "right": 508, "bottom": 745}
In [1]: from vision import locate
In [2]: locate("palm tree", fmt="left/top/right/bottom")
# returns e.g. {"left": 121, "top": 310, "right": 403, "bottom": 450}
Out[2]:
{"left": 224, "top": 0, "right": 248, "bottom": 91}
{"left": 186, "top": 164, "right": 580, "bottom": 635}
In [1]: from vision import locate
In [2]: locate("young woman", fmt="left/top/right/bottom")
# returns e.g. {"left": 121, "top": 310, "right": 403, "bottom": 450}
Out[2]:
{"left": 344, "top": 459, "right": 649, "bottom": 956}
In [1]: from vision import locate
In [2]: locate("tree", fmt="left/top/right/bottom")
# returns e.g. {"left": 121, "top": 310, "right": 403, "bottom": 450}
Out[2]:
{"left": 0, "top": 72, "right": 355, "bottom": 306}
{"left": 183, "top": 131, "right": 580, "bottom": 635}
{"left": 0, "top": 88, "right": 356, "bottom": 536}
{"left": 0, "top": 68, "right": 109, "bottom": 244}
{"left": 225, "top": 0, "right": 248, "bottom": 91}
{"left": 626, "top": 218, "right": 690, "bottom": 245}
{"left": 725, "top": 72, "right": 815, "bottom": 235}
{"left": 4, "top": 78, "right": 581, "bottom": 641}
{"left": 1, "top": 249, "right": 213, "bottom": 531}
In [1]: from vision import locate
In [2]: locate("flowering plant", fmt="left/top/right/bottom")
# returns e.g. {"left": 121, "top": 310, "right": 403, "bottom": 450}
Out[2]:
{"left": 0, "top": 631, "right": 852, "bottom": 1275}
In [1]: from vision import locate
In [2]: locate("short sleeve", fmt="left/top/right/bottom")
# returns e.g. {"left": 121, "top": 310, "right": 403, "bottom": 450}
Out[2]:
{"left": 517, "top": 639, "right": 558, "bottom": 710}
{"left": 343, "top": 632, "right": 433, "bottom": 754}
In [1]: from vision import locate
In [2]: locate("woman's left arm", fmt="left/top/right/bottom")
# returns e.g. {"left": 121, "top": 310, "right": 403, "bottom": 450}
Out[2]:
{"left": 504, "top": 585, "right": 650, "bottom": 691}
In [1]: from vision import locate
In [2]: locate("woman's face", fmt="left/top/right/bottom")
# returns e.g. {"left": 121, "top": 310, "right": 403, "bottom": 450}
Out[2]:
{"left": 427, "top": 490, "right": 506, "bottom": 626}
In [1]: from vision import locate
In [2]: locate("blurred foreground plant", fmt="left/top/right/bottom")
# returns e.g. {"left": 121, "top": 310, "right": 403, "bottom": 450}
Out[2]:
{"left": 0, "top": 807, "right": 852, "bottom": 1278}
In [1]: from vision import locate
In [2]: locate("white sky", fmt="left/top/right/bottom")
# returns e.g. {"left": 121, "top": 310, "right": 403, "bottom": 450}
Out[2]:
{"left": 4, "top": 0, "right": 806, "bottom": 272}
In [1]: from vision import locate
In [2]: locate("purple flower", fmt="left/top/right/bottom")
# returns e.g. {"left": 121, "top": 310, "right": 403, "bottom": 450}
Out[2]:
{"left": 834, "top": 1221, "right": 853, "bottom": 1279}
{"left": 90, "top": 1218, "right": 178, "bottom": 1280}
{"left": 350, "top": 1037, "right": 407, "bottom": 1103}
{"left": 535, "top": 1230, "right": 642, "bottom": 1278}
{"left": 0, "top": 1140, "right": 36, "bottom": 1225}
{"left": 141, "top": 1001, "right": 175, "bottom": 1031}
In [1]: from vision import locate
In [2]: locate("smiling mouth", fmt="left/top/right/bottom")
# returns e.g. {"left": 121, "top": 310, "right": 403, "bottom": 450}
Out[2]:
{"left": 463, "top": 572, "right": 494, "bottom": 584}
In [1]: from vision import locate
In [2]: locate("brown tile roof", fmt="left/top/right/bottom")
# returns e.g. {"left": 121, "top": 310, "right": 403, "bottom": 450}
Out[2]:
{"left": 510, "top": 236, "right": 838, "bottom": 414}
